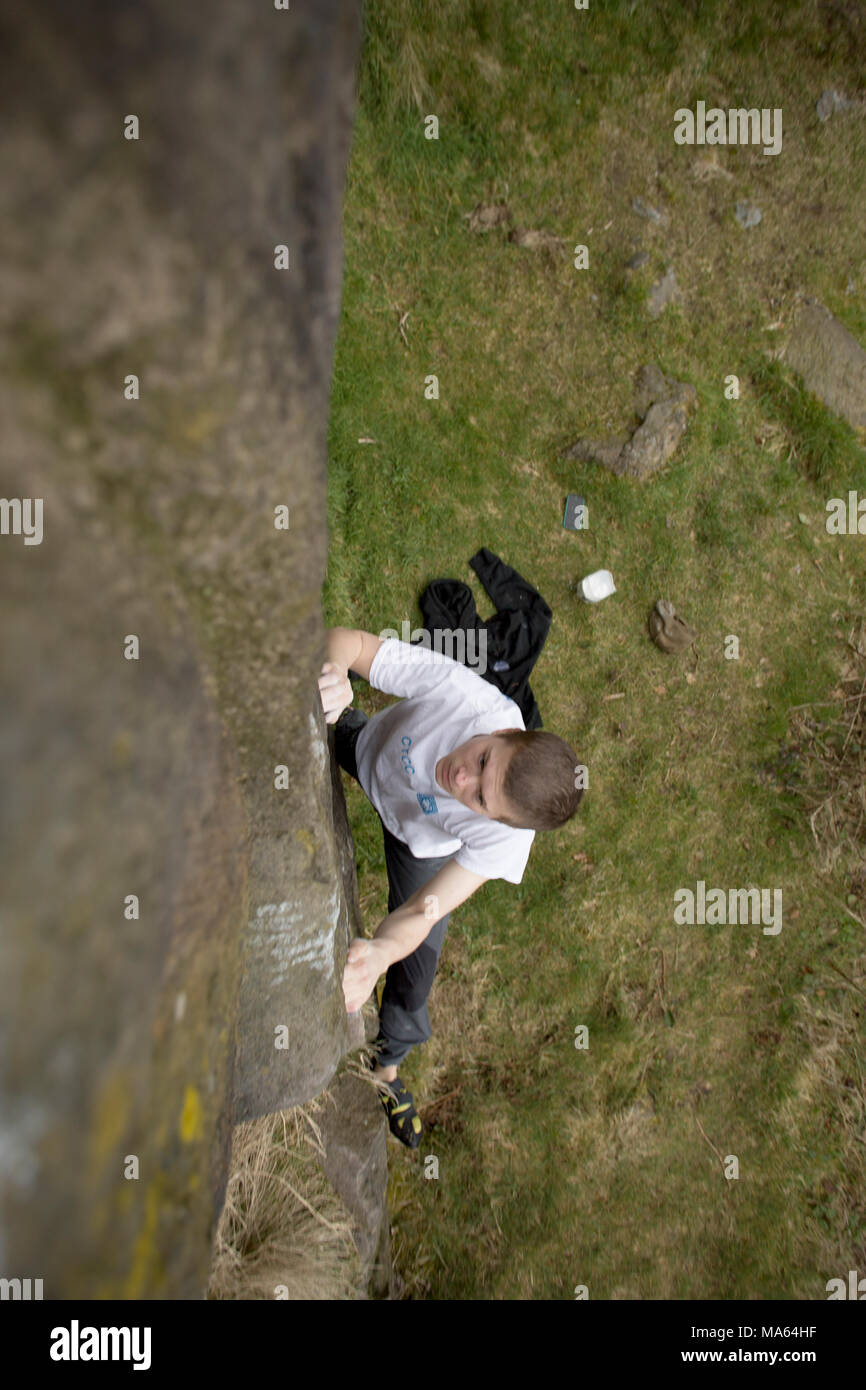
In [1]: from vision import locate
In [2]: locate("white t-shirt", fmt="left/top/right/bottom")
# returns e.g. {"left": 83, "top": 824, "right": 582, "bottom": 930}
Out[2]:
{"left": 354, "top": 638, "right": 535, "bottom": 884}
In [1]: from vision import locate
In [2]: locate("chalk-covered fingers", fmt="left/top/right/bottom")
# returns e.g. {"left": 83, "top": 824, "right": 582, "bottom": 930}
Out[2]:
{"left": 318, "top": 660, "right": 353, "bottom": 724}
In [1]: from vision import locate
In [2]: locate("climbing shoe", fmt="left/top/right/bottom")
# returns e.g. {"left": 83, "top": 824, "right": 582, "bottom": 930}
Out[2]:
{"left": 378, "top": 1075, "right": 424, "bottom": 1149}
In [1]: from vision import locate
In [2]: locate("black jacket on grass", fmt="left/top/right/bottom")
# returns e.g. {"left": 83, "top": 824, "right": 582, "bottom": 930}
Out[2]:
{"left": 409, "top": 547, "right": 552, "bottom": 730}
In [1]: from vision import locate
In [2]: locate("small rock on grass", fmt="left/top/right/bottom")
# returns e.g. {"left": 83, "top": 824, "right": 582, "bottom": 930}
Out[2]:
{"left": 782, "top": 298, "right": 866, "bottom": 432}
{"left": 735, "top": 200, "right": 762, "bottom": 229}
{"left": 816, "top": 89, "right": 851, "bottom": 121}
{"left": 465, "top": 202, "right": 512, "bottom": 232}
{"left": 508, "top": 226, "right": 568, "bottom": 254}
{"left": 647, "top": 266, "right": 682, "bottom": 318}
{"left": 563, "top": 364, "right": 698, "bottom": 481}
{"left": 563, "top": 434, "right": 630, "bottom": 471}
{"left": 632, "top": 196, "right": 666, "bottom": 223}
{"left": 619, "top": 399, "right": 690, "bottom": 479}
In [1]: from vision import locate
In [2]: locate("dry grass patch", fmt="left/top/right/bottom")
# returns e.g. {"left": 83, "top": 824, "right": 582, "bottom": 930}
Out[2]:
{"left": 208, "top": 1096, "right": 361, "bottom": 1301}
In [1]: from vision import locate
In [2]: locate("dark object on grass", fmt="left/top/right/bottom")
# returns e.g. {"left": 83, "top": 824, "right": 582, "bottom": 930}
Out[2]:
{"left": 648, "top": 599, "right": 698, "bottom": 653}
{"left": 563, "top": 493, "right": 587, "bottom": 530}
{"left": 411, "top": 547, "right": 552, "bottom": 730}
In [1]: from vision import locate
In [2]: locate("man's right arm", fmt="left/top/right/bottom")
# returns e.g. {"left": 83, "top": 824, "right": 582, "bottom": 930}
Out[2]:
{"left": 325, "top": 627, "right": 384, "bottom": 682}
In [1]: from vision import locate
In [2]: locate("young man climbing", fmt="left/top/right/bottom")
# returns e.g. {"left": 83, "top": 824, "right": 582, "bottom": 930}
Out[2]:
{"left": 319, "top": 626, "right": 583, "bottom": 1147}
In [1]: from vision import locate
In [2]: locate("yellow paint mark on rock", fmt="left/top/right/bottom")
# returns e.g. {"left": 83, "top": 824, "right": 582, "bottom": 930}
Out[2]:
{"left": 180, "top": 408, "right": 222, "bottom": 447}
{"left": 88, "top": 1070, "right": 132, "bottom": 1175}
{"left": 294, "top": 827, "right": 316, "bottom": 858}
{"left": 179, "top": 1084, "right": 203, "bottom": 1144}
{"left": 124, "top": 1180, "right": 165, "bottom": 1300}
{"left": 111, "top": 731, "right": 134, "bottom": 767}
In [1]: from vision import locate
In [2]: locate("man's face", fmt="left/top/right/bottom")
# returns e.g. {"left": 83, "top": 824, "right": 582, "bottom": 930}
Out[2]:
{"left": 434, "top": 729, "right": 521, "bottom": 820}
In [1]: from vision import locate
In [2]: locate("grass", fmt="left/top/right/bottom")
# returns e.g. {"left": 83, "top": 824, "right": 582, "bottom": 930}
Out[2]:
{"left": 325, "top": 0, "right": 866, "bottom": 1299}
{"left": 207, "top": 1097, "right": 361, "bottom": 1301}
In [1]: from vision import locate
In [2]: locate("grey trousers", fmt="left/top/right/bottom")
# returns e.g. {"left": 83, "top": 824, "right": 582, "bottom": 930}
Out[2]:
{"left": 333, "top": 707, "right": 458, "bottom": 1069}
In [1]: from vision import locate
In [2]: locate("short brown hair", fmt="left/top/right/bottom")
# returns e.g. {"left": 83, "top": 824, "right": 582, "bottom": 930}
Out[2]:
{"left": 493, "top": 729, "right": 584, "bottom": 831}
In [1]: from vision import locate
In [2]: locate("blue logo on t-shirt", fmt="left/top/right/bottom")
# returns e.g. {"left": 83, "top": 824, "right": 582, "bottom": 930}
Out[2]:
{"left": 400, "top": 734, "right": 416, "bottom": 777}
{"left": 417, "top": 793, "right": 438, "bottom": 815}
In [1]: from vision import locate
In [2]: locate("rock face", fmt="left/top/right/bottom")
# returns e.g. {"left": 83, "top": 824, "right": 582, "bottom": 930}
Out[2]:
{"left": 0, "top": 0, "right": 381, "bottom": 1300}
{"left": 781, "top": 300, "right": 866, "bottom": 433}
{"left": 316, "top": 1072, "right": 392, "bottom": 1299}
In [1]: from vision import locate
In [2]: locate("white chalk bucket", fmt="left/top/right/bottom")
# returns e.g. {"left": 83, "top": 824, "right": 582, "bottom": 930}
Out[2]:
{"left": 577, "top": 569, "right": 616, "bottom": 602}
